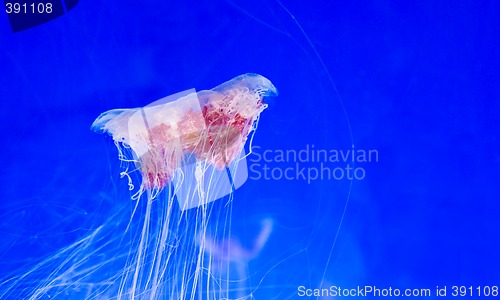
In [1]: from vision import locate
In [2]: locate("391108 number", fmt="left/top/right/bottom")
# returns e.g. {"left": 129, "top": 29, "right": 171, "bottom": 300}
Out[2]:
{"left": 5, "top": 2, "right": 53, "bottom": 14}
{"left": 451, "top": 286, "right": 499, "bottom": 297}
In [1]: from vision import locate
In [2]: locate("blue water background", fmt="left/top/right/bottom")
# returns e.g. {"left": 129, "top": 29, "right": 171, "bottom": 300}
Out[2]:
{"left": 0, "top": 0, "right": 499, "bottom": 298}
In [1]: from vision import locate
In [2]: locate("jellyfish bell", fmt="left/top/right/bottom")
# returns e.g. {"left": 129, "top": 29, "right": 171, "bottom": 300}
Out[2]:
{"left": 91, "top": 73, "right": 277, "bottom": 209}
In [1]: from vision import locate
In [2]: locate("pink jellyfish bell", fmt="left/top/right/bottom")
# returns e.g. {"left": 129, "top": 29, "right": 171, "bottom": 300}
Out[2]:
{"left": 91, "top": 73, "right": 278, "bottom": 210}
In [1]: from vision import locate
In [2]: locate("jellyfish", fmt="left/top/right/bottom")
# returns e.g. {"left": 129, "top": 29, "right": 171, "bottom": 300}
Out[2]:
{"left": 0, "top": 74, "right": 276, "bottom": 300}
{"left": 87, "top": 73, "right": 277, "bottom": 299}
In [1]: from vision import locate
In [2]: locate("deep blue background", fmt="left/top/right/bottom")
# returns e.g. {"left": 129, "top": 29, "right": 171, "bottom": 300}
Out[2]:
{"left": 0, "top": 0, "right": 499, "bottom": 298}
